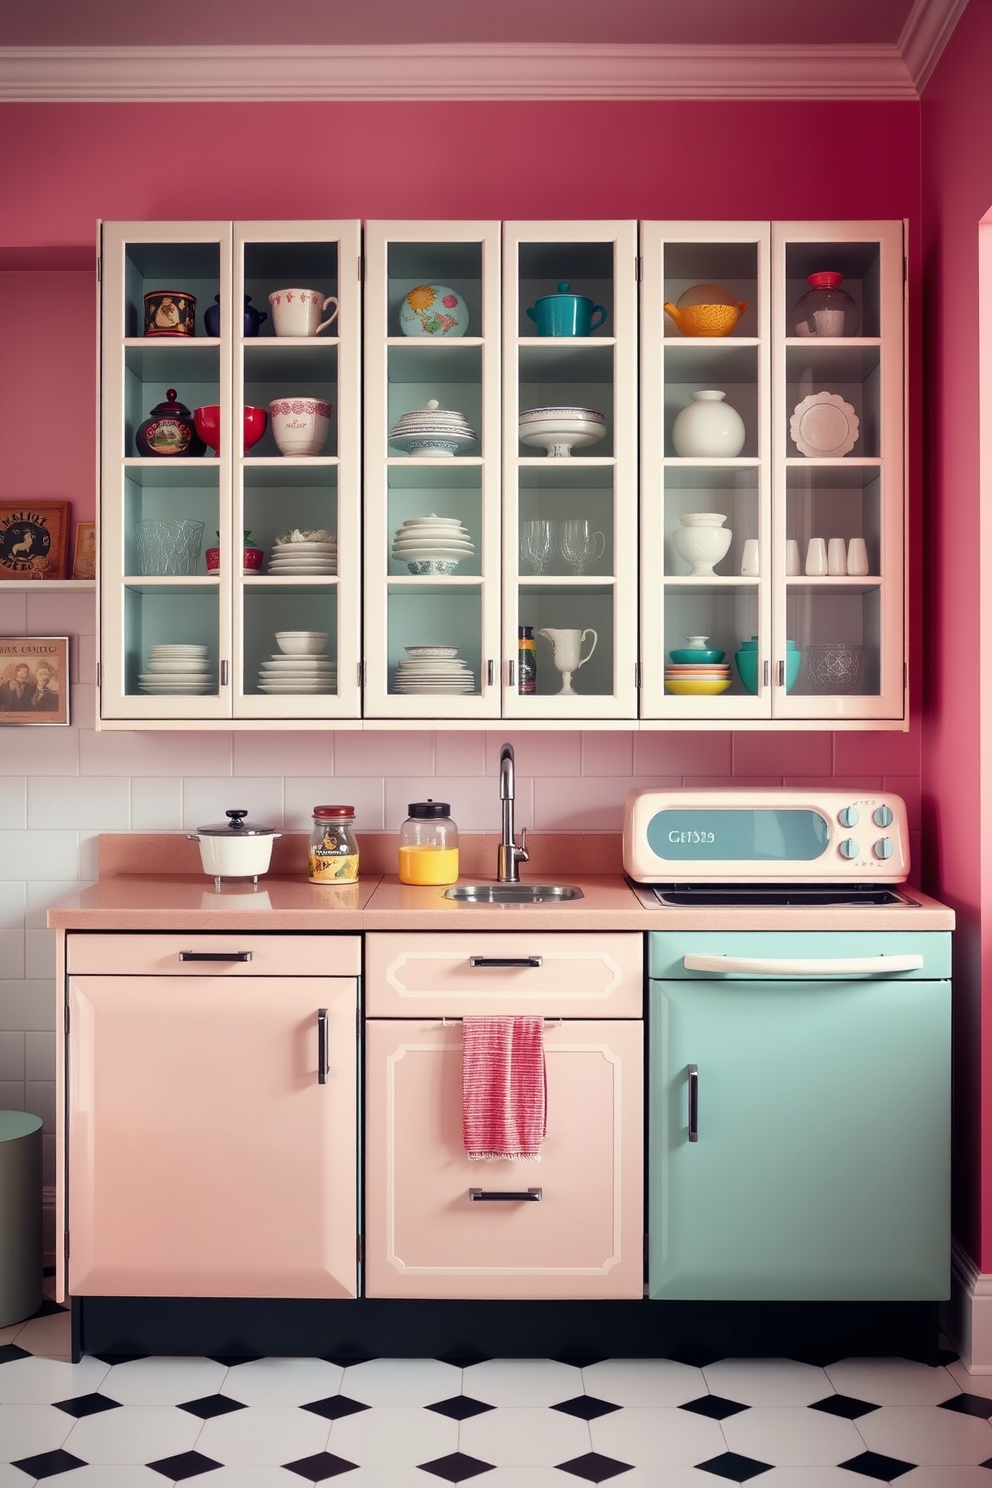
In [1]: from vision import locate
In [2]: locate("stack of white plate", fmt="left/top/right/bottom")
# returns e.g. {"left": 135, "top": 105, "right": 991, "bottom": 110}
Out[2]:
{"left": 267, "top": 537, "right": 337, "bottom": 576}
{"left": 257, "top": 653, "right": 337, "bottom": 694}
{"left": 393, "top": 645, "right": 476, "bottom": 695}
{"left": 139, "top": 644, "right": 214, "bottom": 694}
{"left": 389, "top": 399, "right": 478, "bottom": 458}
{"left": 390, "top": 514, "right": 475, "bottom": 575}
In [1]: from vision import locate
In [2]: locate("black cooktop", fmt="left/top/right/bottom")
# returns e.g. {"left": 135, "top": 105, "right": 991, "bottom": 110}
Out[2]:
{"left": 631, "top": 880, "right": 918, "bottom": 908}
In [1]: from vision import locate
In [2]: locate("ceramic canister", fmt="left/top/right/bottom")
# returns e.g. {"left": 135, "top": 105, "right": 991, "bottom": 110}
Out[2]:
{"left": 143, "top": 290, "right": 196, "bottom": 337}
{"left": 526, "top": 283, "right": 608, "bottom": 337}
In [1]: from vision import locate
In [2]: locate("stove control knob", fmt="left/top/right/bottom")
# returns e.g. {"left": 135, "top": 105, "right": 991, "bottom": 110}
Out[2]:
{"left": 873, "top": 804, "right": 894, "bottom": 828}
{"left": 839, "top": 838, "right": 860, "bottom": 859}
{"left": 838, "top": 806, "right": 859, "bottom": 827}
{"left": 874, "top": 837, "right": 894, "bottom": 860}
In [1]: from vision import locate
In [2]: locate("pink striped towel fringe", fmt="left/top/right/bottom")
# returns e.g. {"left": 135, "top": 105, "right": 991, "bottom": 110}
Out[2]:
{"left": 462, "top": 1015, "right": 547, "bottom": 1162}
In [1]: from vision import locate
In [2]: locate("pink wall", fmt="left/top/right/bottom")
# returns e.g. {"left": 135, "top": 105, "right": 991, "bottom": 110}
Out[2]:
{"left": 921, "top": 3, "right": 992, "bottom": 1268}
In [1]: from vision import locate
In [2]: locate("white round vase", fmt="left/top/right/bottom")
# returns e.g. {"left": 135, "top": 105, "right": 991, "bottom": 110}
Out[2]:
{"left": 671, "top": 390, "right": 746, "bottom": 457}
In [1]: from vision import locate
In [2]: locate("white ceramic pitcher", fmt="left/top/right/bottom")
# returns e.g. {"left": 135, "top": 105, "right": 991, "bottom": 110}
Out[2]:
{"left": 539, "top": 627, "right": 597, "bottom": 695}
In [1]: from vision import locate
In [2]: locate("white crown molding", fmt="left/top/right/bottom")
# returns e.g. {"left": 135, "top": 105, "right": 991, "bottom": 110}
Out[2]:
{"left": 0, "top": 41, "right": 920, "bottom": 103}
{"left": 899, "top": 0, "right": 970, "bottom": 94}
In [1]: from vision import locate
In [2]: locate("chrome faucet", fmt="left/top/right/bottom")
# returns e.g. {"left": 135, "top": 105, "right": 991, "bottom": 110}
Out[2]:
{"left": 497, "top": 742, "right": 529, "bottom": 882}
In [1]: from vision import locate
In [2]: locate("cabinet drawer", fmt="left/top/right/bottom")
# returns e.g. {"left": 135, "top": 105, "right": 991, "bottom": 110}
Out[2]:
{"left": 365, "top": 932, "right": 642, "bottom": 1017}
{"left": 66, "top": 932, "right": 361, "bottom": 977}
{"left": 365, "top": 1018, "right": 643, "bottom": 1299}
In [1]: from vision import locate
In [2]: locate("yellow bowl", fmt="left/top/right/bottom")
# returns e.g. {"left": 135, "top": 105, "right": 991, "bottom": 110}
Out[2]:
{"left": 666, "top": 303, "right": 744, "bottom": 337}
{"left": 665, "top": 678, "right": 733, "bottom": 696}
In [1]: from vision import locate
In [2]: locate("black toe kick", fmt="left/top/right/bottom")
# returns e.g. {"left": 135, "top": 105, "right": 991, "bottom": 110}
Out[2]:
{"left": 70, "top": 1296, "right": 942, "bottom": 1366}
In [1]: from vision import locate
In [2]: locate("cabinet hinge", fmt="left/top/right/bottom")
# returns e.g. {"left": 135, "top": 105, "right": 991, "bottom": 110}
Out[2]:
{"left": 358, "top": 660, "right": 365, "bottom": 688}
{"left": 356, "top": 1233, "right": 364, "bottom": 1263}
{"left": 64, "top": 1230, "right": 69, "bottom": 1267}
{"left": 358, "top": 255, "right": 365, "bottom": 282}
{"left": 634, "top": 661, "right": 641, "bottom": 689}
{"left": 64, "top": 1002, "right": 70, "bottom": 1035}
{"left": 904, "top": 661, "right": 909, "bottom": 689}
{"left": 96, "top": 661, "right": 101, "bottom": 688}
{"left": 635, "top": 255, "right": 643, "bottom": 283}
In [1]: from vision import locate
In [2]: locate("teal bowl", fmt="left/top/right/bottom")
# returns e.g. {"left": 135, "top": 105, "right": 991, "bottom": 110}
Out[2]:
{"left": 735, "top": 647, "right": 802, "bottom": 693}
{"left": 670, "top": 647, "right": 725, "bottom": 664}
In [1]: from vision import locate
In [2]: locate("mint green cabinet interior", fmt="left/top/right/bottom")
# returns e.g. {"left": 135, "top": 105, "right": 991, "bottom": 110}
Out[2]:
{"left": 648, "top": 931, "right": 951, "bottom": 1301}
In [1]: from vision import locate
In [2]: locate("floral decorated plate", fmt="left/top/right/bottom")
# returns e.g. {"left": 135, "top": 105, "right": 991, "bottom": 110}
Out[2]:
{"left": 399, "top": 284, "right": 468, "bottom": 338}
{"left": 789, "top": 392, "right": 859, "bottom": 458}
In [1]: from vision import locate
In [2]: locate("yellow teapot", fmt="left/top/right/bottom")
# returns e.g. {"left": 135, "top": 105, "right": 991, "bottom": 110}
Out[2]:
{"left": 664, "top": 282, "right": 747, "bottom": 338}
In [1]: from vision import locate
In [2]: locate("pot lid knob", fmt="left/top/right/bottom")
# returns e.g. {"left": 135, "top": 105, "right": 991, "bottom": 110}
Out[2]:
{"left": 557, "top": 282, "right": 571, "bottom": 294}
{"left": 148, "top": 388, "right": 192, "bottom": 417}
{"left": 226, "top": 810, "right": 248, "bottom": 831}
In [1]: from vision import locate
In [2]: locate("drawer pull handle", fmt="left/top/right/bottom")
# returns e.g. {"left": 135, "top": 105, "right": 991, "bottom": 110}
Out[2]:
{"left": 179, "top": 951, "right": 253, "bottom": 962}
{"left": 317, "top": 1008, "right": 329, "bottom": 1085}
{"left": 469, "top": 956, "right": 543, "bottom": 968}
{"left": 470, "top": 1188, "right": 542, "bottom": 1202}
{"left": 687, "top": 1063, "right": 699, "bottom": 1143}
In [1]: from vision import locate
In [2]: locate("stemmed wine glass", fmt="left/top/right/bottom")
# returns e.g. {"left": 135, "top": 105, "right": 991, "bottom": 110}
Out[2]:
{"left": 519, "top": 519, "right": 556, "bottom": 574}
{"left": 559, "top": 519, "right": 606, "bottom": 575}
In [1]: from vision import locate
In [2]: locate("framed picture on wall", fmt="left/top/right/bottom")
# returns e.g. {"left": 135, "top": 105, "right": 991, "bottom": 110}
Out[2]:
{"left": 72, "top": 521, "right": 96, "bottom": 581}
{"left": 0, "top": 503, "right": 71, "bottom": 581}
{"left": 0, "top": 637, "right": 69, "bottom": 725}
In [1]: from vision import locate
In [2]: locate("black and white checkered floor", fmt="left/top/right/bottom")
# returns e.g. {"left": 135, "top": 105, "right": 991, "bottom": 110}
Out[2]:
{"left": 3, "top": 1305, "right": 992, "bottom": 1485}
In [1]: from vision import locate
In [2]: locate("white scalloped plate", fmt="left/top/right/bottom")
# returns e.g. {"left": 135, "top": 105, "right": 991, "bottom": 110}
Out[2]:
{"left": 789, "top": 391, "right": 859, "bottom": 458}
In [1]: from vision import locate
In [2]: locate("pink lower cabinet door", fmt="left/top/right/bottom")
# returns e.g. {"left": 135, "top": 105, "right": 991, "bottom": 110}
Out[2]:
{"left": 365, "top": 1019, "right": 644, "bottom": 1299}
{"left": 67, "top": 975, "right": 358, "bottom": 1298}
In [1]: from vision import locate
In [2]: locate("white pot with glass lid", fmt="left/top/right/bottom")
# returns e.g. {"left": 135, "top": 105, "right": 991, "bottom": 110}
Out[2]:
{"left": 187, "top": 809, "right": 282, "bottom": 887}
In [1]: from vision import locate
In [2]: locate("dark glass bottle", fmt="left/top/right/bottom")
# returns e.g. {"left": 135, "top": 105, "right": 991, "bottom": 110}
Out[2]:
{"left": 518, "top": 625, "right": 537, "bottom": 693}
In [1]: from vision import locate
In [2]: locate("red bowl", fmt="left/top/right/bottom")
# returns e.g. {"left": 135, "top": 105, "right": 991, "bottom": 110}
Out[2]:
{"left": 243, "top": 405, "right": 268, "bottom": 452}
{"left": 193, "top": 405, "right": 268, "bottom": 455}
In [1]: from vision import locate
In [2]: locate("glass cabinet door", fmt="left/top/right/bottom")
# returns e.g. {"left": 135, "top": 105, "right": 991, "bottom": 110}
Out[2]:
{"left": 773, "top": 222, "right": 905, "bottom": 722}
{"left": 99, "top": 222, "right": 233, "bottom": 723}
{"left": 233, "top": 221, "right": 362, "bottom": 721}
{"left": 502, "top": 222, "right": 638, "bottom": 720}
{"left": 640, "top": 223, "right": 772, "bottom": 721}
{"left": 363, "top": 222, "right": 501, "bottom": 720}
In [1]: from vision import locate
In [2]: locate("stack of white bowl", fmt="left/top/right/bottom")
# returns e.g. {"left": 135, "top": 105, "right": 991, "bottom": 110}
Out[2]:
{"left": 390, "top": 514, "right": 475, "bottom": 575}
{"left": 268, "top": 531, "right": 337, "bottom": 576}
{"left": 257, "top": 631, "right": 336, "bottom": 695}
{"left": 393, "top": 645, "right": 476, "bottom": 695}
{"left": 388, "top": 399, "right": 477, "bottom": 458}
{"left": 139, "top": 644, "right": 213, "bottom": 694}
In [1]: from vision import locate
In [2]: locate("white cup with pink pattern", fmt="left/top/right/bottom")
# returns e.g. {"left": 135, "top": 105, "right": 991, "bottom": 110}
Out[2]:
{"left": 269, "top": 397, "right": 333, "bottom": 457}
{"left": 268, "top": 287, "right": 339, "bottom": 337}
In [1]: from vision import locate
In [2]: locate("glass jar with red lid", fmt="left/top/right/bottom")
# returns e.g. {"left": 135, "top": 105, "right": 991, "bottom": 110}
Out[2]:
{"left": 309, "top": 805, "right": 359, "bottom": 883}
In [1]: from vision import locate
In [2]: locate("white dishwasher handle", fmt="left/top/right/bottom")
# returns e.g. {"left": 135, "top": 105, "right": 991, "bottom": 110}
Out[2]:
{"left": 682, "top": 952, "right": 925, "bottom": 977}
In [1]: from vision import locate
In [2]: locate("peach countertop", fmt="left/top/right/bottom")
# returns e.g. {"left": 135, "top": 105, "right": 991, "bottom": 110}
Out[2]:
{"left": 46, "top": 833, "right": 955, "bottom": 933}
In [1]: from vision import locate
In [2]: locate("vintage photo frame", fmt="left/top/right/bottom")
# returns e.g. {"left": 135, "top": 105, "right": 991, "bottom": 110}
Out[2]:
{"left": 72, "top": 521, "right": 97, "bottom": 581}
{"left": 0, "top": 637, "right": 70, "bottom": 725}
{"left": 0, "top": 503, "right": 71, "bottom": 581}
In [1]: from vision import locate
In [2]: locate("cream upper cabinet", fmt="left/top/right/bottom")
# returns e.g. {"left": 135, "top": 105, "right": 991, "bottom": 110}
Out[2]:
{"left": 363, "top": 221, "right": 503, "bottom": 720}
{"left": 502, "top": 221, "right": 639, "bottom": 721}
{"left": 97, "top": 219, "right": 362, "bottom": 729}
{"left": 640, "top": 219, "right": 906, "bottom": 727}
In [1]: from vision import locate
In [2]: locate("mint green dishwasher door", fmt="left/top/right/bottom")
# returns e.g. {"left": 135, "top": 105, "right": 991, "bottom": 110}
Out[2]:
{"left": 648, "top": 946, "right": 950, "bottom": 1301}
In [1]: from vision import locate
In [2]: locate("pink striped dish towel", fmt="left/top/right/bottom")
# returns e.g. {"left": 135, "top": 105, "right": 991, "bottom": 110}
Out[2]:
{"left": 462, "top": 1015, "right": 547, "bottom": 1162}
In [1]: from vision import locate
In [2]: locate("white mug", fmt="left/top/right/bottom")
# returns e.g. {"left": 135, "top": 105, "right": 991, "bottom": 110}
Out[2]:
{"left": 805, "top": 537, "right": 827, "bottom": 576}
{"left": 785, "top": 539, "right": 801, "bottom": 576}
{"left": 847, "top": 537, "right": 870, "bottom": 575}
{"left": 740, "top": 538, "right": 760, "bottom": 576}
{"left": 268, "top": 287, "right": 340, "bottom": 337}
{"left": 827, "top": 538, "right": 848, "bottom": 576}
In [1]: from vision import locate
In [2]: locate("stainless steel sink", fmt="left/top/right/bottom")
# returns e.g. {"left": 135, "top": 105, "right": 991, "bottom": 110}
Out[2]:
{"left": 443, "top": 883, "right": 584, "bottom": 904}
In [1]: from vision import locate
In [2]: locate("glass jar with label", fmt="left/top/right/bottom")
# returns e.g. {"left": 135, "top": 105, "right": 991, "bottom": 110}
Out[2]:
{"left": 398, "top": 800, "right": 459, "bottom": 885}
{"left": 309, "top": 805, "right": 359, "bottom": 883}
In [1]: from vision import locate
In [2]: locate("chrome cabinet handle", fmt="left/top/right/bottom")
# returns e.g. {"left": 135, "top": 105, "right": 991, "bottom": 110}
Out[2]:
{"left": 317, "top": 1008, "right": 329, "bottom": 1084}
{"left": 470, "top": 1188, "right": 542, "bottom": 1201}
{"left": 469, "top": 955, "right": 543, "bottom": 968}
{"left": 687, "top": 1064, "right": 699, "bottom": 1142}
{"left": 763, "top": 659, "right": 770, "bottom": 688}
{"left": 221, "top": 660, "right": 229, "bottom": 686}
{"left": 508, "top": 660, "right": 515, "bottom": 688}
{"left": 777, "top": 659, "right": 785, "bottom": 687}
{"left": 179, "top": 950, "right": 252, "bottom": 962}
{"left": 487, "top": 659, "right": 495, "bottom": 686}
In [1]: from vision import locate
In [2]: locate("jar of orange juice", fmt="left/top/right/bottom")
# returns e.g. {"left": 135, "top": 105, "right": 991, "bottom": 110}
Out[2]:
{"left": 398, "top": 800, "right": 459, "bottom": 885}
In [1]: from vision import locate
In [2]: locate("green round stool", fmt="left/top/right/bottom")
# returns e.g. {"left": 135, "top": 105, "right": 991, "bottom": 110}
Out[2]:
{"left": 0, "top": 1111, "right": 42, "bottom": 1326}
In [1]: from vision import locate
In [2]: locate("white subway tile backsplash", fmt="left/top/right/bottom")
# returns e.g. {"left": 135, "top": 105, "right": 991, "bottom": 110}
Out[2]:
{"left": 0, "top": 928, "right": 25, "bottom": 979}
{"left": 78, "top": 831, "right": 101, "bottom": 881}
{"left": 79, "top": 728, "right": 233, "bottom": 777}
{"left": 531, "top": 775, "right": 634, "bottom": 831}
{"left": 434, "top": 732, "right": 486, "bottom": 777}
{"left": 25, "top": 1032, "right": 55, "bottom": 1081}
{"left": 0, "top": 725, "right": 78, "bottom": 774}
{"left": 582, "top": 732, "right": 634, "bottom": 777}
{"left": 387, "top": 774, "right": 532, "bottom": 834}
{"left": 74, "top": 631, "right": 98, "bottom": 684}
{"left": 0, "top": 831, "right": 81, "bottom": 880}
{"left": 634, "top": 732, "right": 733, "bottom": 776}
{"left": 0, "top": 778, "right": 26, "bottom": 827}
{"left": 0, "top": 592, "right": 28, "bottom": 630}
{"left": 25, "top": 1079, "right": 56, "bottom": 1133}
{"left": 289, "top": 777, "right": 385, "bottom": 830}
{"left": 234, "top": 732, "right": 334, "bottom": 777}
{"left": 24, "top": 591, "right": 94, "bottom": 637}
{"left": 25, "top": 880, "right": 90, "bottom": 927}
{"left": 0, "top": 1032, "right": 25, "bottom": 1081}
{"left": 334, "top": 731, "right": 435, "bottom": 778}
{"left": 182, "top": 777, "right": 284, "bottom": 831}
{"left": 483, "top": 732, "right": 581, "bottom": 777}
{"left": 0, "top": 881, "right": 26, "bottom": 930}
{"left": 0, "top": 1081, "right": 25, "bottom": 1110}
{"left": 27, "top": 774, "right": 129, "bottom": 830}
{"left": 0, "top": 980, "right": 55, "bottom": 1032}
{"left": 131, "top": 776, "right": 182, "bottom": 830}
{"left": 26, "top": 928, "right": 55, "bottom": 982}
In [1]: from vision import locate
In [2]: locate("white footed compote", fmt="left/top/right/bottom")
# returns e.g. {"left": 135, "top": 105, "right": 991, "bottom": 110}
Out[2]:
{"left": 671, "top": 513, "right": 732, "bottom": 576}
{"left": 539, "top": 627, "right": 597, "bottom": 695}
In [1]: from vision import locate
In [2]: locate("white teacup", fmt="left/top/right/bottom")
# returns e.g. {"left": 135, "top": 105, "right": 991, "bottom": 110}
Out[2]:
{"left": 269, "top": 397, "right": 332, "bottom": 457}
{"left": 268, "top": 287, "right": 339, "bottom": 337}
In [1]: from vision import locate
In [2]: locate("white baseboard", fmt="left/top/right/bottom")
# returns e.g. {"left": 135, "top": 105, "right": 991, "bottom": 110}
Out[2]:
{"left": 945, "top": 1240, "right": 992, "bottom": 1371}
{"left": 42, "top": 1185, "right": 56, "bottom": 1273}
